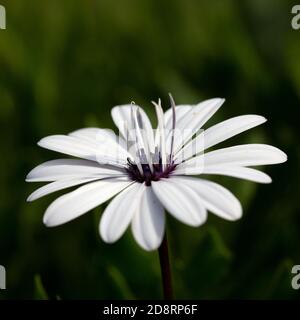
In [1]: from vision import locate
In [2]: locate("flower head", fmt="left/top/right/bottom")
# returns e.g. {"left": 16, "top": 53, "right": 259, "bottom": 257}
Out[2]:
{"left": 26, "top": 95, "right": 287, "bottom": 251}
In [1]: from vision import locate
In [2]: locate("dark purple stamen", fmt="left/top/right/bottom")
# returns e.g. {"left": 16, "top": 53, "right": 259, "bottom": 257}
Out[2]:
{"left": 126, "top": 157, "right": 177, "bottom": 186}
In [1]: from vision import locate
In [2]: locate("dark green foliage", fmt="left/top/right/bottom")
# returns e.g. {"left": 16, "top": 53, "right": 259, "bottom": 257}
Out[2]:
{"left": 0, "top": 0, "right": 299, "bottom": 299}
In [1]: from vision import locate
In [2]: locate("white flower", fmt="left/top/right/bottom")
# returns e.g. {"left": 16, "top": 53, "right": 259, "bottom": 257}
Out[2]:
{"left": 26, "top": 96, "right": 287, "bottom": 251}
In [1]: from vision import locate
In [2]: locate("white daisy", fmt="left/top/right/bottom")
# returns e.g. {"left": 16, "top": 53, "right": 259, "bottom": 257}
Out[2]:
{"left": 26, "top": 95, "right": 287, "bottom": 251}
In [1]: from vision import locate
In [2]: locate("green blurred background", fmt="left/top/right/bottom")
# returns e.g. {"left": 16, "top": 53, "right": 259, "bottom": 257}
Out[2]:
{"left": 0, "top": 0, "right": 299, "bottom": 299}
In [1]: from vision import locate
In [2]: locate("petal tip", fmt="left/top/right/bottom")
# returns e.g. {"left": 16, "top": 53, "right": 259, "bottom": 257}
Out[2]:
{"left": 227, "top": 201, "right": 243, "bottom": 221}
{"left": 260, "top": 174, "right": 272, "bottom": 184}
{"left": 26, "top": 195, "right": 34, "bottom": 202}
{"left": 231, "top": 209, "right": 243, "bottom": 221}
{"left": 37, "top": 139, "right": 45, "bottom": 148}
{"left": 139, "top": 242, "right": 160, "bottom": 252}
{"left": 43, "top": 209, "right": 56, "bottom": 227}
{"left": 218, "top": 98, "right": 225, "bottom": 105}
{"left": 275, "top": 149, "right": 288, "bottom": 163}
{"left": 282, "top": 152, "right": 288, "bottom": 163}
{"left": 43, "top": 216, "right": 55, "bottom": 227}
{"left": 99, "top": 225, "right": 115, "bottom": 244}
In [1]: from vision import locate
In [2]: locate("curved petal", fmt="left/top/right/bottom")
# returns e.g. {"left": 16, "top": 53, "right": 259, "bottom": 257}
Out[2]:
{"left": 100, "top": 183, "right": 142, "bottom": 243}
{"left": 175, "top": 115, "right": 267, "bottom": 162}
{"left": 167, "top": 98, "right": 224, "bottom": 153}
{"left": 111, "top": 105, "right": 155, "bottom": 153}
{"left": 169, "top": 176, "right": 242, "bottom": 221}
{"left": 151, "top": 179, "right": 207, "bottom": 227}
{"left": 38, "top": 135, "right": 129, "bottom": 166}
{"left": 153, "top": 100, "right": 167, "bottom": 169}
{"left": 69, "top": 128, "right": 117, "bottom": 142}
{"left": 164, "top": 105, "right": 192, "bottom": 129}
{"left": 69, "top": 128, "right": 130, "bottom": 160}
{"left": 173, "top": 165, "right": 272, "bottom": 184}
{"left": 43, "top": 178, "right": 132, "bottom": 227}
{"left": 178, "top": 144, "right": 287, "bottom": 169}
{"left": 26, "top": 159, "right": 126, "bottom": 182}
{"left": 27, "top": 177, "right": 101, "bottom": 202}
{"left": 131, "top": 186, "right": 165, "bottom": 251}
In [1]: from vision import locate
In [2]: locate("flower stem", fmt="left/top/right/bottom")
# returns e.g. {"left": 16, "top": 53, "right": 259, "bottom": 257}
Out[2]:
{"left": 158, "top": 232, "right": 174, "bottom": 299}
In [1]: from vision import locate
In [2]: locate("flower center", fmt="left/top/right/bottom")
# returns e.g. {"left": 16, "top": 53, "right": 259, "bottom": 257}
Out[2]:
{"left": 126, "top": 158, "right": 177, "bottom": 186}
{"left": 125, "top": 94, "right": 178, "bottom": 186}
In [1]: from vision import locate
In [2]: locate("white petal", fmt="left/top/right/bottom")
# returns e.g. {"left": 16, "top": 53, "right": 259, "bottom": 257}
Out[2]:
{"left": 27, "top": 177, "right": 100, "bottom": 202}
{"left": 131, "top": 107, "right": 152, "bottom": 169}
{"left": 151, "top": 179, "right": 207, "bottom": 227}
{"left": 153, "top": 100, "right": 167, "bottom": 169}
{"left": 167, "top": 98, "right": 224, "bottom": 153}
{"left": 173, "top": 165, "right": 272, "bottom": 183}
{"left": 100, "top": 183, "right": 142, "bottom": 243}
{"left": 164, "top": 105, "right": 192, "bottom": 129}
{"left": 175, "top": 115, "right": 267, "bottom": 161}
{"left": 69, "top": 128, "right": 117, "bottom": 142}
{"left": 38, "top": 135, "right": 129, "bottom": 166}
{"left": 179, "top": 144, "right": 287, "bottom": 169}
{"left": 43, "top": 178, "right": 132, "bottom": 227}
{"left": 111, "top": 104, "right": 136, "bottom": 137}
{"left": 69, "top": 128, "right": 131, "bottom": 160}
{"left": 131, "top": 186, "right": 165, "bottom": 251}
{"left": 111, "top": 105, "right": 155, "bottom": 152}
{"left": 26, "top": 159, "right": 126, "bottom": 182}
{"left": 169, "top": 176, "right": 242, "bottom": 221}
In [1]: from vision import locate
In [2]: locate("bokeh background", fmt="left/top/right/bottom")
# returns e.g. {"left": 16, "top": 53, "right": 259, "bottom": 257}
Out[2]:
{"left": 0, "top": 0, "right": 299, "bottom": 299}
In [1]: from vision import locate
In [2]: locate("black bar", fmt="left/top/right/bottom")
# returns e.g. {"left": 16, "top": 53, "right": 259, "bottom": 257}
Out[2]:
{"left": 0, "top": 300, "right": 298, "bottom": 319}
